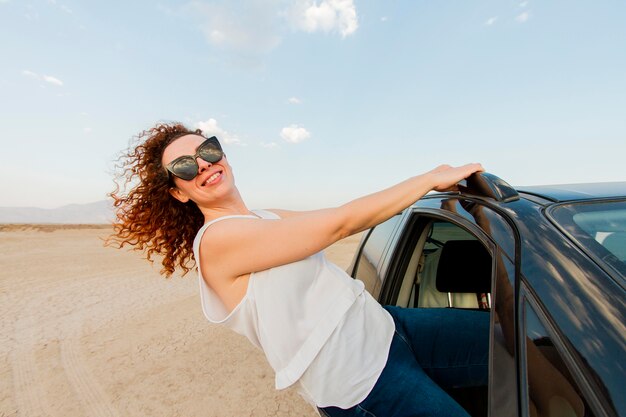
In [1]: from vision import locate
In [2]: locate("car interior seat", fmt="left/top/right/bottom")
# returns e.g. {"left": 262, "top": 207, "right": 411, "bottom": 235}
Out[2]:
{"left": 435, "top": 240, "right": 492, "bottom": 308}
{"left": 417, "top": 239, "right": 492, "bottom": 309}
{"left": 434, "top": 241, "right": 492, "bottom": 416}
{"left": 396, "top": 222, "right": 494, "bottom": 310}
{"left": 435, "top": 239, "right": 492, "bottom": 305}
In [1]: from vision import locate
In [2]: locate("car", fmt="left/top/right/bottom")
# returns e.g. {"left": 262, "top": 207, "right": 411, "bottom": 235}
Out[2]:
{"left": 346, "top": 173, "right": 625, "bottom": 417}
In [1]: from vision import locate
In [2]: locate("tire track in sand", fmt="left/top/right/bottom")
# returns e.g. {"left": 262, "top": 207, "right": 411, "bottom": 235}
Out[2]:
{"left": 9, "top": 314, "right": 50, "bottom": 417}
{"left": 60, "top": 339, "right": 120, "bottom": 417}
{"left": 7, "top": 268, "right": 153, "bottom": 417}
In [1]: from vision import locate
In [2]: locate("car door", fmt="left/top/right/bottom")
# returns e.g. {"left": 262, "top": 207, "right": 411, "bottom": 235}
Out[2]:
{"left": 376, "top": 196, "right": 521, "bottom": 417}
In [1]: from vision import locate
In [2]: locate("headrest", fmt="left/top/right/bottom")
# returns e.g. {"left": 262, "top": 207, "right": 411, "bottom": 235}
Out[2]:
{"left": 436, "top": 240, "right": 491, "bottom": 293}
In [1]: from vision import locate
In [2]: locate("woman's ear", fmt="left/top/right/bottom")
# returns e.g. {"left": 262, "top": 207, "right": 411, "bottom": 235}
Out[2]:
{"left": 168, "top": 187, "right": 190, "bottom": 203}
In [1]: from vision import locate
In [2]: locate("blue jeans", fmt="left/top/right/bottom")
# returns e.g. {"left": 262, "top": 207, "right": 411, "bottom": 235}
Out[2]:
{"left": 318, "top": 306, "right": 489, "bottom": 417}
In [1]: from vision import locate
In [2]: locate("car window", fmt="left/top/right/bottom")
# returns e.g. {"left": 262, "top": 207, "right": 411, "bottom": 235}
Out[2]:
{"left": 523, "top": 299, "right": 595, "bottom": 417}
{"left": 416, "top": 220, "right": 491, "bottom": 309}
{"left": 549, "top": 200, "right": 626, "bottom": 278}
{"left": 352, "top": 214, "right": 401, "bottom": 299}
{"left": 388, "top": 215, "right": 494, "bottom": 416}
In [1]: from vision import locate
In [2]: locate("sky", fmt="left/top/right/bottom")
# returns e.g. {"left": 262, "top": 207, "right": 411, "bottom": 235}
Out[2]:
{"left": 1, "top": 0, "right": 625, "bottom": 210}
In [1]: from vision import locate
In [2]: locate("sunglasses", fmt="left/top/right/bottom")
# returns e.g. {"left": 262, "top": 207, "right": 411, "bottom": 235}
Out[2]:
{"left": 165, "top": 136, "right": 224, "bottom": 181}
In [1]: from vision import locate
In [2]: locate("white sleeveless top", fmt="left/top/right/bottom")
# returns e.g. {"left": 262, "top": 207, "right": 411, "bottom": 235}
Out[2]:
{"left": 193, "top": 209, "right": 395, "bottom": 409}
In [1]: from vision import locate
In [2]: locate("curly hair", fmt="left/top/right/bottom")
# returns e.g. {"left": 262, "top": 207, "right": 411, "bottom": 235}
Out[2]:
{"left": 107, "top": 122, "right": 207, "bottom": 277}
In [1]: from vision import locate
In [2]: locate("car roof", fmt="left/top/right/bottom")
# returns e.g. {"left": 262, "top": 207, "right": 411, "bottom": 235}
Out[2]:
{"left": 423, "top": 174, "right": 626, "bottom": 205}
{"left": 516, "top": 182, "right": 626, "bottom": 202}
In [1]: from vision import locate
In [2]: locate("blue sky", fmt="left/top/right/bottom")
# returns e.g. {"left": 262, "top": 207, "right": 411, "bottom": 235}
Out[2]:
{"left": 1, "top": 0, "right": 625, "bottom": 209}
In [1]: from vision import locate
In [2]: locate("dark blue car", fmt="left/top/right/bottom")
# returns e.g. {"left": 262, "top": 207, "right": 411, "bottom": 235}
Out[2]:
{"left": 347, "top": 173, "right": 625, "bottom": 417}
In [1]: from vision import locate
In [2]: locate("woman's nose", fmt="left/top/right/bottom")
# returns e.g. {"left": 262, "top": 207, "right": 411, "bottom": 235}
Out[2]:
{"left": 197, "top": 157, "right": 212, "bottom": 173}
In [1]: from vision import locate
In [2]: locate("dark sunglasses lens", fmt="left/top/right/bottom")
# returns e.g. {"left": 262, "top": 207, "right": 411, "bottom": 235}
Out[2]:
{"left": 198, "top": 140, "right": 223, "bottom": 163}
{"left": 171, "top": 158, "right": 198, "bottom": 180}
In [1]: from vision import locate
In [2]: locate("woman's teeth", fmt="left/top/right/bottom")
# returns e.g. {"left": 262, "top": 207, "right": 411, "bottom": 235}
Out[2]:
{"left": 203, "top": 172, "right": 221, "bottom": 186}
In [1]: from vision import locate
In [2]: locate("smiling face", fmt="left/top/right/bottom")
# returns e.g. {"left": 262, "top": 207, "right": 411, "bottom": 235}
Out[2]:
{"left": 161, "top": 134, "right": 235, "bottom": 207}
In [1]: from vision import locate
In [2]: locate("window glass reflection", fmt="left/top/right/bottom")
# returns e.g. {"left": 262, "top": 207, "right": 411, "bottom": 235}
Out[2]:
{"left": 354, "top": 215, "right": 401, "bottom": 298}
{"left": 550, "top": 200, "right": 626, "bottom": 278}
{"left": 524, "top": 301, "right": 593, "bottom": 417}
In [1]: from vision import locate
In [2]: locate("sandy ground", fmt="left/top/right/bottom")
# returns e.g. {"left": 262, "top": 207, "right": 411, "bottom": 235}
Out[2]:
{"left": 0, "top": 225, "right": 364, "bottom": 417}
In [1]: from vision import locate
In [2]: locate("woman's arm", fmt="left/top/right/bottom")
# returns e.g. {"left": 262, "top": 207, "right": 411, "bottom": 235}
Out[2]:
{"left": 200, "top": 164, "right": 483, "bottom": 280}
{"left": 264, "top": 208, "right": 314, "bottom": 219}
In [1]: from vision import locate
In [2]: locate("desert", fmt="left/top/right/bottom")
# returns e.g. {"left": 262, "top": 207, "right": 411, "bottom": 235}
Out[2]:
{"left": 0, "top": 225, "right": 362, "bottom": 417}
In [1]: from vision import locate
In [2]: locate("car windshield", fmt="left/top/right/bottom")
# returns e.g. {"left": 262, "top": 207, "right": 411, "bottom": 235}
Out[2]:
{"left": 549, "top": 200, "right": 626, "bottom": 279}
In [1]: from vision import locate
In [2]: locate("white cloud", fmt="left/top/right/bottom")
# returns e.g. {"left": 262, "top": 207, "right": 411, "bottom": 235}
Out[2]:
{"left": 485, "top": 16, "right": 497, "bottom": 26}
{"left": 22, "top": 70, "right": 39, "bottom": 79}
{"left": 184, "top": 1, "right": 359, "bottom": 62}
{"left": 516, "top": 11, "right": 530, "bottom": 23}
{"left": 194, "top": 118, "right": 241, "bottom": 145}
{"left": 188, "top": 0, "right": 282, "bottom": 56}
{"left": 260, "top": 141, "right": 279, "bottom": 148}
{"left": 288, "top": 96, "right": 302, "bottom": 104}
{"left": 280, "top": 124, "right": 311, "bottom": 143}
{"left": 287, "top": 0, "right": 358, "bottom": 37}
{"left": 22, "top": 70, "right": 64, "bottom": 86}
{"left": 380, "top": 16, "right": 388, "bottom": 22}
{"left": 83, "top": 127, "right": 92, "bottom": 134}
{"left": 43, "top": 75, "right": 63, "bottom": 86}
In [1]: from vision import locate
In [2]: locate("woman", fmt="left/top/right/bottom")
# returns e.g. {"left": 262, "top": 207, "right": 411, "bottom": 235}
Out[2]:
{"left": 110, "top": 122, "right": 489, "bottom": 417}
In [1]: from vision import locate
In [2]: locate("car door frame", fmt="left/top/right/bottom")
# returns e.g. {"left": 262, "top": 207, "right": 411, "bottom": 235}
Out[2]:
{"left": 376, "top": 195, "right": 525, "bottom": 417}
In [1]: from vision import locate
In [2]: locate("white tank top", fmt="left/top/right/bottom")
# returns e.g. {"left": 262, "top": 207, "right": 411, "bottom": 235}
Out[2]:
{"left": 192, "top": 209, "right": 395, "bottom": 409}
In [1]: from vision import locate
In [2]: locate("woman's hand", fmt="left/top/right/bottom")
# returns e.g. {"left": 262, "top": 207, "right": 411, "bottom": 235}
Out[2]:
{"left": 428, "top": 163, "right": 484, "bottom": 192}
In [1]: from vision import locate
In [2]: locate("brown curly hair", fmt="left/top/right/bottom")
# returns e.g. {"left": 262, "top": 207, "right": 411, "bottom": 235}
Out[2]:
{"left": 107, "top": 122, "right": 207, "bottom": 277}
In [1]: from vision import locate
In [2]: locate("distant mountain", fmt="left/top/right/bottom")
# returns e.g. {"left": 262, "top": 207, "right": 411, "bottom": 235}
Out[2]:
{"left": 0, "top": 200, "right": 115, "bottom": 224}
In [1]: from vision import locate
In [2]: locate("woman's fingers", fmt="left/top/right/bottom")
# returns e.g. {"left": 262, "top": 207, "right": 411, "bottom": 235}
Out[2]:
{"left": 430, "top": 163, "right": 483, "bottom": 176}
{"left": 430, "top": 163, "right": 484, "bottom": 191}
{"left": 458, "top": 162, "right": 484, "bottom": 174}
